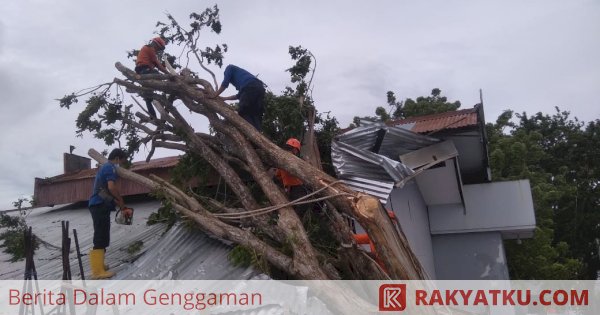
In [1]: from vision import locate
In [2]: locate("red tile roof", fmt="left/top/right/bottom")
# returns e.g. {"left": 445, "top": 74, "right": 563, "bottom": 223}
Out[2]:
{"left": 43, "top": 156, "right": 180, "bottom": 183}
{"left": 130, "top": 156, "right": 180, "bottom": 171}
{"left": 387, "top": 107, "right": 478, "bottom": 133}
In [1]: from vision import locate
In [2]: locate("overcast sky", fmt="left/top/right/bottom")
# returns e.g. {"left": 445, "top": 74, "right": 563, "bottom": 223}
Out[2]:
{"left": 0, "top": 0, "right": 598, "bottom": 209}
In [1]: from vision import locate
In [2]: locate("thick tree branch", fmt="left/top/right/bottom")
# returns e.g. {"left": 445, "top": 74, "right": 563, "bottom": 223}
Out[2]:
{"left": 200, "top": 108, "right": 334, "bottom": 279}
{"left": 112, "top": 59, "right": 425, "bottom": 280}
{"left": 154, "top": 96, "right": 323, "bottom": 271}
{"left": 154, "top": 141, "right": 188, "bottom": 152}
{"left": 124, "top": 118, "right": 155, "bottom": 135}
{"left": 88, "top": 148, "right": 315, "bottom": 278}
{"left": 173, "top": 84, "right": 424, "bottom": 279}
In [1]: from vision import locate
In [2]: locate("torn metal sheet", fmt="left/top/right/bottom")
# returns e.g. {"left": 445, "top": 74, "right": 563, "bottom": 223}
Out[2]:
{"left": 339, "top": 177, "right": 395, "bottom": 204}
{"left": 332, "top": 141, "right": 414, "bottom": 183}
{"left": 378, "top": 126, "right": 440, "bottom": 158}
{"left": 399, "top": 140, "right": 459, "bottom": 170}
{"left": 336, "top": 124, "right": 383, "bottom": 151}
{"left": 332, "top": 123, "right": 441, "bottom": 202}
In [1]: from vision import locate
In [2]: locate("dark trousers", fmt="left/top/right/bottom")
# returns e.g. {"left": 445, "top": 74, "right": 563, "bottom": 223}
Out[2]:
{"left": 289, "top": 185, "right": 310, "bottom": 219}
{"left": 89, "top": 204, "right": 112, "bottom": 249}
{"left": 135, "top": 65, "right": 158, "bottom": 118}
{"left": 238, "top": 80, "right": 265, "bottom": 131}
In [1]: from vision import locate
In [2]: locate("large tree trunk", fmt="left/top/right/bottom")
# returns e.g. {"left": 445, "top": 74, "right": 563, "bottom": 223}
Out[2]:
{"left": 88, "top": 149, "right": 304, "bottom": 277}
{"left": 299, "top": 97, "right": 322, "bottom": 170}
{"left": 108, "top": 62, "right": 425, "bottom": 280}
{"left": 90, "top": 149, "right": 389, "bottom": 314}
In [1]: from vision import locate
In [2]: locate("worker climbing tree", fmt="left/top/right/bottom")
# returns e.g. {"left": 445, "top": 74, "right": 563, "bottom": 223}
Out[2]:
{"left": 58, "top": 5, "right": 425, "bottom": 285}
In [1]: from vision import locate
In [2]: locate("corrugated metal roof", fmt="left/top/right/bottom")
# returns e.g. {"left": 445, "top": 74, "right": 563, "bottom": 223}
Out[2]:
{"left": 42, "top": 168, "right": 97, "bottom": 182}
{"left": 332, "top": 141, "right": 414, "bottom": 183}
{"left": 332, "top": 123, "right": 439, "bottom": 203}
{"left": 337, "top": 123, "right": 439, "bottom": 160}
{"left": 43, "top": 156, "right": 180, "bottom": 183}
{"left": 336, "top": 124, "right": 381, "bottom": 151}
{"left": 0, "top": 200, "right": 258, "bottom": 280}
{"left": 388, "top": 108, "right": 478, "bottom": 133}
{"left": 116, "top": 222, "right": 257, "bottom": 280}
{"left": 340, "top": 177, "right": 395, "bottom": 204}
{"left": 0, "top": 205, "right": 334, "bottom": 313}
{"left": 378, "top": 127, "right": 442, "bottom": 158}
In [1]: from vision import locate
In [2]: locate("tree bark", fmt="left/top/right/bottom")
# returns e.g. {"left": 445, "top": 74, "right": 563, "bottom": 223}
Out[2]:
{"left": 160, "top": 100, "right": 332, "bottom": 279}
{"left": 89, "top": 149, "right": 327, "bottom": 279}
{"left": 299, "top": 98, "right": 322, "bottom": 170}
{"left": 355, "top": 194, "right": 426, "bottom": 279}
{"left": 113, "top": 62, "right": 426, "bottom": 280}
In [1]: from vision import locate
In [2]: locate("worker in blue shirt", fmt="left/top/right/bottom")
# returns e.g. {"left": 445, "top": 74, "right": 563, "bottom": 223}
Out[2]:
{"left": 212, "top": 64, "right": 266, "bottom": 131}
{"left": 87, "top": 148, "right": 131, "bottom": 279}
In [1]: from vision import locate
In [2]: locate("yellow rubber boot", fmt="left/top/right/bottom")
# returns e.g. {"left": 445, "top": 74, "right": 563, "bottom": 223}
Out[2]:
{"left": 103, "top": 249, "right": 110, "bottom": 270}
{"left": 89, "top": 249, "right": 115, "bottom": 279}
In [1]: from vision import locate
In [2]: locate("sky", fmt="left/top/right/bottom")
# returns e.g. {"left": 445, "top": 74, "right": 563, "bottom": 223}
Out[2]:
{"left": 0, "top": 0, "right": 598, "bottom": 209}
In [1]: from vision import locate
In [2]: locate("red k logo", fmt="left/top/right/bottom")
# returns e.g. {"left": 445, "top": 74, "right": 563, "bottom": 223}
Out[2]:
{"left": 379, "top": 284, "right": 407, "bottom": 311}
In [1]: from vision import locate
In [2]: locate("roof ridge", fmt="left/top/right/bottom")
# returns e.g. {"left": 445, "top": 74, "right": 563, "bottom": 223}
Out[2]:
{"left": 41, "top": 155, "right": 181, "bottom": 183}
{"left": 388, "top": 107, "right": 477, "bottom": 125}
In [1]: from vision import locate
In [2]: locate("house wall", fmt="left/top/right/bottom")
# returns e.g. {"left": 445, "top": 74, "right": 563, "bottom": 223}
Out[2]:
{"left": 433, "top": 129, "right": 489, "bottom": 184}
{"left": 34, "top": 168, "right": 173, "bottom": 206}
{"left": 414, "top": 159, "right": 463, "bottom": 206}
{"left": 387, "top": 181, "right": 437, "bottom": 278}
{"left": 428, "top": 180, "right": 535, "bottom": 239}
{"left": 389, "top": 179, "right": 533, "bottom": 280}
{"left": 34, "top": 177, "right": 93, "bottom": 206}
{"left": 432, "top": 232, "right": 509, "bottom": 279}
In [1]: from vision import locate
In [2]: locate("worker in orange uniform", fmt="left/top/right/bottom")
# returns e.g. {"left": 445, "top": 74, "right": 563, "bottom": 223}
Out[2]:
{"left": 135, "top": 37, "right": 168, "bottom": 119}
{"left": 274, "top": 138, "right": 310, "bottom": 218}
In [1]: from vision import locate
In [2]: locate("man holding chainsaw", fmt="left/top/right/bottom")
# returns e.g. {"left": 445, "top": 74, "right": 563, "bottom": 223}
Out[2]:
{"left": 87, "top": 148, "right": 133, "bottom": 279}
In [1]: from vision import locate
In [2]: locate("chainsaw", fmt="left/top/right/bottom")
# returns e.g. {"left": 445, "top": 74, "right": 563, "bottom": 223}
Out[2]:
{"left": 115, "top": 207, "right": 134, "bottom": 225}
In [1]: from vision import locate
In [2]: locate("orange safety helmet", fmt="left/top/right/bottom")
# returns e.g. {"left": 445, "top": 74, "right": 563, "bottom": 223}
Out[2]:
{"left": 151, "top": 37, "right": 166, "bottom": 50}
{"left": 285, "top": 138, "right": 301, "bottom": 150}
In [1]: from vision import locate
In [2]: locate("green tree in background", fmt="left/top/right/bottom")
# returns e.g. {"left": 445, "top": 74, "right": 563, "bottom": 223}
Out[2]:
{"left": 353, "top": 86, "right": 598, "bottom": 280}
{"left": 262, "top": 90, "right": 339, "bottom": 175}
{"left": 487, "top": 108, "right": 600, "bottom": 279}
{"left": 400, "top": 88, "right": 461, "bottom": 118}
{"left": 353, "top": 88, "right": 461, "bottom": 126}
{"left": 362, "top": 87, "right": 598, "bottom": 279}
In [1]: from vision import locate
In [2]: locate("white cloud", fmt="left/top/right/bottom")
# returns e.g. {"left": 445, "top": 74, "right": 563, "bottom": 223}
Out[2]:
{"left": 0, "top": 0, "right": 598, "bottom": 209}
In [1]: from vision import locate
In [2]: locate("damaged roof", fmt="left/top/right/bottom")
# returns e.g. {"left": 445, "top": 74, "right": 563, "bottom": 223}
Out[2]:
{"left": 0, "top": 200, "right": 258, "bottom": 280}
{"left": 332, "top": 107, "right": 484, "bottom": 203}
{"left": 332, "top": 123, "right": 440, "bottom": 203}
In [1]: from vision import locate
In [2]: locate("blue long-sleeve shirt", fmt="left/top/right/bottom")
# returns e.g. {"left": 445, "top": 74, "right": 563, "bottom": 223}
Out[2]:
{"left": 89, "top": 163, "right": 118, "bottom": 207}
{"left": 221, "top": 65, "right": 259, "bottom": 91}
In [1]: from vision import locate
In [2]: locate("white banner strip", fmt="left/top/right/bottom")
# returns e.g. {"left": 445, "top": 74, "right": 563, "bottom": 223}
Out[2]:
{"left": 0, "top": 280, "right": 598, "bottom": 314}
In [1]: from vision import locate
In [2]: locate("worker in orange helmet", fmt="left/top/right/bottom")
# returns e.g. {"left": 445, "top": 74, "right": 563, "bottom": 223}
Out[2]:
{"left": 274, "top": 138, "right": 311, "bottom": 218}
{"left": 135, "top": 37, "right": 169, "bottom": 119}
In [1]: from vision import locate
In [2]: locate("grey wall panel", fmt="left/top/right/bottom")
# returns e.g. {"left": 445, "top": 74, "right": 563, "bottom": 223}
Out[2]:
{"left": 429, "top": 180, "right": 535, "bottom": 237}
{"left": 432, "top": 232, "right": 509, "bottom": 280}
{"left": 387, "top": 182, "right": 436, "bottom": 278}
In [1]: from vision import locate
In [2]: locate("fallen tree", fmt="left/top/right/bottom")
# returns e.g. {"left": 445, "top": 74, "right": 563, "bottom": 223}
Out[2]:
{"left": 60, "top": 6, "right": 425, "bottom": 280}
